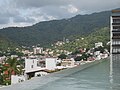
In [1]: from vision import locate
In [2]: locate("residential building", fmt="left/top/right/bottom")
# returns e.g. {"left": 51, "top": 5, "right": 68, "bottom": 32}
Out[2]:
{"left": 95, "top": 42, "right": 103, "bottom": 48}
{"left": 25, "top": 56, "right": 57, "bottom": 79}
{"left": 45, "top": 57, "right": 57, "bottom": 70}
{"left": 33, "top": 47, "right": 43, "bottom": 54}
{"left": 110, "top": 10, "right": 120, "bottom": 85}
{"left": 61, "top": 58, "right": 75, "bottom": 68}
{"left": 111, "top": 10, "right": 120, "bottom": 54}
{"left": 25, "top": 56, "right": 45, "bottom": 73}
{"left": 0, "top": 56, "right": 6, "bottom": 63}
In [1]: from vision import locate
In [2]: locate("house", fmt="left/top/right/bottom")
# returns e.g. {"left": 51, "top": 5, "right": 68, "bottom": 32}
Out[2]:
{"left": 0, "top": 56, "right": 6, "bottom": 63}
{"left": 33, "top": 47, "right": 43, "bottom": 54}
{"left": 95, "top": 42, "right": 103, "bottom": 48}
{"left": 25, "top": 56, "right": 46, "bottom": 73}
{"left": 45, "top": 57, "right": 57, "bottom": 70}
{"left": 61, "top": 58, "right": 75, "bottom": 68}
{"left": 25, "top": 56, "right": 57, "bottom": 79}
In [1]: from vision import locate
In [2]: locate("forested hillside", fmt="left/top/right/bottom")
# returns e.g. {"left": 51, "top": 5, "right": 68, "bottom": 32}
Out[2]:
{"left": 54, "top": 27, "right": 110, "bottom": 52}
{"left": 0, "top": 10, "right": 111, "bottom": 46}
{"left": 0, "top": 35, "right": 17, "bottom": 51}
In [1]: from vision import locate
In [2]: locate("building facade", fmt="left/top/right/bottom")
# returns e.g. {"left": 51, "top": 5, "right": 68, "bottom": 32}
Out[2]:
{"left": 110, "top": 10, "right": 120, "bottom": 86}
{"left": 111, "top": 10, "right": 120, "bottom": 54}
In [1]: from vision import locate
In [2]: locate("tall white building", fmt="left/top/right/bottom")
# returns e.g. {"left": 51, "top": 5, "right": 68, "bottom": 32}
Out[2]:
{"left": 111, "top": 10, "right": 120, "bottom": 54}
{"left": 110, "top": 10, "right": 120, "bottom": 86}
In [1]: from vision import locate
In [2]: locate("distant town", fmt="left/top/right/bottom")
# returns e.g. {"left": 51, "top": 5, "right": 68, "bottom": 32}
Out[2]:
{"left": 0, "top": 39, "right": 109, "bottom": 87}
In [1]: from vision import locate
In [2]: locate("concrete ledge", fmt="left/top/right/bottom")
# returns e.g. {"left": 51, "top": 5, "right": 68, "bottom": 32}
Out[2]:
{"left": 0, "top": 59, "right": 108, "bottom": 90}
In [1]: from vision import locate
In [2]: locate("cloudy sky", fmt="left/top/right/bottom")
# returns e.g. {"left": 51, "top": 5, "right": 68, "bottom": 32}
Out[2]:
{"left": 0, "top": 0, "right": 120, "bottom": 29}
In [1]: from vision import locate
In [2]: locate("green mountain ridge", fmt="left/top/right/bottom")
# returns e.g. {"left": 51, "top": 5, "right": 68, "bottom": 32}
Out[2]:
{"left": 0, "top": 36, "right": 17, "bottom": 51}
{"left": 0, "top": 10, "right": 112, "bottom": 47}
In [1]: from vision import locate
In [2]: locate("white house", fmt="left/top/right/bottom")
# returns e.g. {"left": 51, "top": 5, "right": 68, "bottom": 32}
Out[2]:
{"left": 24, "top": 56, "right": 58, "bottom": 79}
{"left": 25, "top": 56, "right": 45, "bottom": 73}
{"left": 95, "top": 42, "right": 103, "bottom": 48}
{"left": 33, "top": 47, "right": 43, "bottom": 54}
{"left": 0, "top": 56, "right": 6, "bottom": 63}
{"left": 94, "top": 51, "right": 100, "bottom": 56}
{"left": 61, "top": 58, "right": 75, "bottom": 68}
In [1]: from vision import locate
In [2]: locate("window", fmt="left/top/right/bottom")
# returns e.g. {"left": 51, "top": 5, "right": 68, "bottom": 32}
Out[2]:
{"left": 31, "top": 65, "right": 34, "bottom": 68}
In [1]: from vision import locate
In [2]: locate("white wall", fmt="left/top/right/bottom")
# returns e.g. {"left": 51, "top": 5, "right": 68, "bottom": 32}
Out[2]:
{"left": 95, "top": 42, "right": 103, "bottom": 48}
{"left": 33, "top": 47, "right": 43, "bottom": 54}
{"left": 11, "top": 75, "right": 25, "bottom": 85}
{"left": 25, "top": 58, "right": 39, "bottom": 73}
{"left": 25, "top": 57, "right": 45, "bottom": 73}
{"left": 35, "top": 71, "right": 48, "bottom": 77}
{"left": 45, "top": 58, "right": 57, "bottom": 70}
{"left": 25, "top": 58, "right": 36, "bottom": 73}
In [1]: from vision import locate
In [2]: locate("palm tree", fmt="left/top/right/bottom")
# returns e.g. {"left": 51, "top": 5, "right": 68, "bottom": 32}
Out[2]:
{"left": 2, "top": 58, "right": 23, "bottom": 85}
{"left": 0, "top": 64, "right": 4, "bottom": 85}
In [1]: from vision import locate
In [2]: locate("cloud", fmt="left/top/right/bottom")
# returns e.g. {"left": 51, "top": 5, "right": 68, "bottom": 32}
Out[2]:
{"left": 0, "top": 17, "right": 9, "bottom": 24}
{"left": 0, "top": 0, "right": 120, "bottom": 28}
{"left": 60, "top": 5, "right": 79, "bottom": 14}
{"left": 13, "top": 0, "right": 69, "bottom": 8}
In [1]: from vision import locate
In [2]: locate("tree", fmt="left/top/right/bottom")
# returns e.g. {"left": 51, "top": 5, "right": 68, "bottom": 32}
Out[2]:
{"left": 74, "top": 56, "right": 83, "bottom": 61}
{"left": 58, "top": 54, "right": 67, "bottom": 59}
{"left": 1, "top": 58, "right": 23, "bottom": 85}
{"left": 0, "top": 64, "right": 4, "bottom": 85}
{"left": 94, "top": 46, "right": 105, "bottom": 53}
{"left": 82, "top": 53, "right": 89, "bottom": 61}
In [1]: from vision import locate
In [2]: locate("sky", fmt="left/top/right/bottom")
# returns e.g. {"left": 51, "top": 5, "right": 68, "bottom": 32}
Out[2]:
{"left": 0, "top": 0, "right": 120, "bottom": 29}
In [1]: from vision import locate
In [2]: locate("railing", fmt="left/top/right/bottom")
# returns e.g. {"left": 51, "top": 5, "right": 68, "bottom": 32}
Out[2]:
{"left": 112, "top": 29, "right": 120, "bottom": 32}
{"left": 112, "top": 23, "right": 120, "bottom": 25}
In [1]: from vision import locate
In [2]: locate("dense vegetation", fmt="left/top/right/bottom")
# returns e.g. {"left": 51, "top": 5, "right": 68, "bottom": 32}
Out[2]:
{"left": 0, "top": 35, "right": 18, "bottom": 51}
{"left": 0, "top": 10, "right": 111, "bottom": 47}
{"left": 0, "top": 58, "right": 24, "bottom": 85}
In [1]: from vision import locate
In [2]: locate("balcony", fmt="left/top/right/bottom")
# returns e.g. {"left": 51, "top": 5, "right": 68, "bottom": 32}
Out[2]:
{"left": 112, "top": 29, "right": 120, "bottom": 32}
{"left": 112, "top": 36, "right": 120, "bottom": 39}
{"left": 112, "top": 52, "right": 120, "bottom": 54}
{"left": 112, "top": 44, "right": 120, "bottom": 47}
{"left": 112, "top": 23, "right": 120, "bottom": 25}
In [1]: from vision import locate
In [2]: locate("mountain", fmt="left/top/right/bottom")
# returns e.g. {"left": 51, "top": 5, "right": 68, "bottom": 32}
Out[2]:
{"left": 0, "top": 10, "right": 111, "bottom": 47}
{"left": 0, "top": 35, "right": 17, "bottom": 51}
{"left": 54, "top": 27, "right": 110, "bottom": 52}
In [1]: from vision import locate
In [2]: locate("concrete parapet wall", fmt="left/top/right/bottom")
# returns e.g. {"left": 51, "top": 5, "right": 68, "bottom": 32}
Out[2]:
{"left": 0, "top": 59, "right": 108, "bottom": 90}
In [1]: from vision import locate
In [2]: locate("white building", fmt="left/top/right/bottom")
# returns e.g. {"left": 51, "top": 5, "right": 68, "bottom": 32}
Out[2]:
{"left": 95, "top": 42, "right": 103, "bottom": 48}
{"left": 25, "top": 56, "right": 58, "bottom": 72}
{"left": 45, "top": 58, "right": 57, "bottom": 70}
{"left": 111, "top": 10, "right": 120, "bottom": 54}
{"left": 33, "top": 47, "right": 43, "bottom": 54}
{"left": 11, "top": 75, "right": 25, "bottom": 85}
{"left": 0, "top": 56, "right": 6, "bottom": 63}
{"left": 25, "top": 56, "right": 45, "bottom": 73}
{"left": 61, "top": 58, "right": 75, "bottom": 68}
{"left": 94, "top": 51, "right": 100, "bottom": 56}
{"left": 35, "top": 71, "right": 48, "bottom": 77}
{"left": 11, "top": 55, "right": 18, "bottom": 59}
